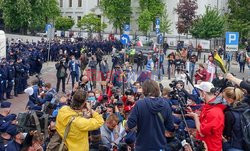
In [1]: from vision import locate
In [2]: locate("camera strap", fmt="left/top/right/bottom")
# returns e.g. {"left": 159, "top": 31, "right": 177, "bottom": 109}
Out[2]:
{"left": 59, "top": 116, "right": 77, "bottom": 151}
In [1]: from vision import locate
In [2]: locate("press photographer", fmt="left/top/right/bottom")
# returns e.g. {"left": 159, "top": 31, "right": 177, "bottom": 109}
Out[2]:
{"left": 55, "top": 57, "right": 68, "bottom": 93}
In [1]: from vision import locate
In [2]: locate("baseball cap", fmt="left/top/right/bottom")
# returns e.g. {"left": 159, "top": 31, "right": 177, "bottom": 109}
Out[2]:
{"left": 195, "top": 82, "right": 214, "bottom": 93}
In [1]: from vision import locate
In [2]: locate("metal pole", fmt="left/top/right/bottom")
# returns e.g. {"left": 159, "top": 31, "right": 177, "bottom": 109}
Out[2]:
{"left": 158, "top": 44, "right": 161, "bottom": 80}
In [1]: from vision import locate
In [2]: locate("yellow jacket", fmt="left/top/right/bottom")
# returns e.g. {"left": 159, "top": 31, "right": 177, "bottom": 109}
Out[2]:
{"left": 56, "top": 106, "right": 104, "bottom": 151}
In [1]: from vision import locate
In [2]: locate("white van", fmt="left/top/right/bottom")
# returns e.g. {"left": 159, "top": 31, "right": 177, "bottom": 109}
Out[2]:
{"left": 0, "top": 30, "right": 6, "bottom": 59}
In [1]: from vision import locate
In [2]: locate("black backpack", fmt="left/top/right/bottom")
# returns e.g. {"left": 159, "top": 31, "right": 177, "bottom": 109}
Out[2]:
{"left": 241, "top": 108, "right": 250, "bottom": 149}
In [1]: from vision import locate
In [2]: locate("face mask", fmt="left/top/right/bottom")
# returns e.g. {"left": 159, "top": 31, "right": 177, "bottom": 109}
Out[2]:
{"left": 88, "top": 96, "right": 96, "bottom": 102}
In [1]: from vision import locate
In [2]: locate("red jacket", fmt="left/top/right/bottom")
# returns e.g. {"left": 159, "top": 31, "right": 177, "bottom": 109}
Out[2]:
{"left": 196, "top": 98, "right": 226, "bottom": 151}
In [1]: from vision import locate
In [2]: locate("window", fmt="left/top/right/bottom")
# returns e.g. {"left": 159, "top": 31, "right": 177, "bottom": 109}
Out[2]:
{"left": 78, "top": 0, "right": 82, "bottom": 7}
{"left": 77, "top": 16, "right": 81, "bottom": 22}
{"left": 69, "top": 0, "right": 72, "bottom": 7}
{"left": 60, "top": 0, "right": 63, "bottom": 7}
{"left": 68, "top": 16, "right": 72, "bottom": 19}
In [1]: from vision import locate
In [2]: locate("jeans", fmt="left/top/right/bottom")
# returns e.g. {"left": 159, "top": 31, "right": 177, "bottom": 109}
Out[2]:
{"left": 239, "top": 62, "right": 245, "bottom": 73}
{"left": 71, "top": 72, "right": 79, "bottom": 89}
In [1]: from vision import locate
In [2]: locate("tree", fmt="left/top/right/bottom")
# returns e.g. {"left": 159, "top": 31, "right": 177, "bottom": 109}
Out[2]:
{"left": 227, "top": 0, "right": 250, "bottom": 40}
{"left": 138, "top": 0, "right": 167, "bottom": 35}
{"left": 138, "top": 9, "right": 152, "bottom": 35}
{"left": 160, "top": 8, "right": 172, "bottom": 35}
{"left": 190, "top": 7, "right": 225, "bottom": 39}
{"left": 100, "top": 0, "right": 132, "bottom": 34}
{"left": 55, "top": 17, "right": 75, "bottom": 31}
{"left": 29, "top": 0, "right": 60, "bottom": 33}
{"left": 139, "top": 0, "right": 164, "bottom": 21}
{"left": 175, "top": 0, "right": 198, "bottom": 35}
{"left": 77, "top": 13, "right": 107, "bottom": 38}
{"left": 0, "top": 0, "right": 60, "bottom": 34}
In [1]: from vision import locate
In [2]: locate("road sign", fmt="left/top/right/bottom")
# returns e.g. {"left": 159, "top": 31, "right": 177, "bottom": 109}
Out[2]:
{"left": 157, "top": 34, "right": 163, "bottom": 45}
{"left": 155, "top": 18, "right": 160, "bottom": 25}
{"left": 225, "top": 32, "right": 239, "bottom": 51}
{"left": 156, "top": 28, "right": 160, "bottom": 34}
{"left": 45, "top": 24, "right": 52, "bottom": 32}
{"left": 120, "top": 34, "right": 130, "bottom": 45}
{"left": 124, "top": 24, "right": 130, "bottom": 31}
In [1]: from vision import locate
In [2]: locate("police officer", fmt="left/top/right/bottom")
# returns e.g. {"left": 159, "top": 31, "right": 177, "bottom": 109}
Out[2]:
{"left": 0, "top": 59, "right": 8, "bottom": 101}
{"left": 14, "top": 58, "right": 25, "bottom": 96}
{"left": 6, "top": 60, "right": 15, "bottom": 99}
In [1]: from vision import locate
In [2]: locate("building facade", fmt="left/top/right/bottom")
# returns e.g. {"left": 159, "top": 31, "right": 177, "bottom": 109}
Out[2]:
{"left": 58, "top": 0, "right": 228, "bottom": 36}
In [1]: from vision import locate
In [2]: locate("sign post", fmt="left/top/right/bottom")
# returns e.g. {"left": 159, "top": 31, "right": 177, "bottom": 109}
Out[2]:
{"left": 155, "top": 18, "right": 161, "bottom": 80}
{"left": 46, "top": 24, "right": 54, "bottom": 63}
{"left": 225, "top": 32, "right": 239, "bottom": 52}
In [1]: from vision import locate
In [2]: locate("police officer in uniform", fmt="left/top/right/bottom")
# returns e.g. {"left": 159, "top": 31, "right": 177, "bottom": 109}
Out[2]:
{"left": 14, "top": 58, "right": 25, "bottom": 96}
{"left": 0, "top": 59, "right": 8, "bottom": 100}
{"left": 6, "top": 60, "right": 15, "bottom": 99}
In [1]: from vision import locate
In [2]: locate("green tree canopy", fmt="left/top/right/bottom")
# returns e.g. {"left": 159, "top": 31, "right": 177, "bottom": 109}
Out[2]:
{"left": 55, "top": 17, "right": 75, "bottom": 31}
{"left": 0, "top": 0, "right": 60, "bottom": 33}
{"left": 138, "top": 9, "right": 152, "bottom": 35}
{"left": 77, "top": 13, "right": 107, "bottom": 37}
{"left": 190, "top": 7, "right": 225, "bottom": 39}
{"left": 139, "top": 0, "right": 164, "bottom": 21}
{"left": 100, "top": 0, "right": 132, "bottom": 34}
{"left": 227, "top": 0, "right": 250, "bottom": 39}
{"left": 160, "top": 8, "right": 172, "bottom": 35}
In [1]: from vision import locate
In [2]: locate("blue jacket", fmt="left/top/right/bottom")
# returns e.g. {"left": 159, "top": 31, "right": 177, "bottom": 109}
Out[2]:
{"left": 69, "top": 60, "right": 80, "bottom": 75}
{"left": 127, "top": 97, "right": 174, "bottom": 151}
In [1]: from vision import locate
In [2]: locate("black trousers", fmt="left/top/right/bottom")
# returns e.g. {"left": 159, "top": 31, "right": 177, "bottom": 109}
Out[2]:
{"left": 56, "top": 77, "right": 66, "bottom": 93}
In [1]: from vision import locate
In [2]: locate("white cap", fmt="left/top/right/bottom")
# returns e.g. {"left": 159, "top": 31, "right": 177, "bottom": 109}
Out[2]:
{"left": 195, "top": 82, "right": 214, "bottom": 93}
{"left": 24, "top": 87, "right": 34, "bottom": 96}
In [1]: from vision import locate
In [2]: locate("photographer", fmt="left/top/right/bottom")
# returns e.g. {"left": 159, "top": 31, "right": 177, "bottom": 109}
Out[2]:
{"left": 55, "top": 89, "right": 104, "bottom": 151}
{"left": 55, "top": 57, "right": 68, "bottom": 93}
{"left": 226, "top": 73, "right": 250, "bottom": 105}
{"left": 127, "top": 80, "right": 174, "bottom": 151}
{"left": 186, "top": 82, "right": 226, "bottom": 151}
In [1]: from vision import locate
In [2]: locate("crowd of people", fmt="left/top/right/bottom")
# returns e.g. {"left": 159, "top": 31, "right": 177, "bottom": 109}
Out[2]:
{"left": 0, "top": 36, "right": 249, "bottom": 151}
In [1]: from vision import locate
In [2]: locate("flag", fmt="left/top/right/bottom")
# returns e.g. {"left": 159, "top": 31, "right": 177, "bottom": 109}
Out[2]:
{"left": 213, "top": 52, "right": 227, "bottom": 73}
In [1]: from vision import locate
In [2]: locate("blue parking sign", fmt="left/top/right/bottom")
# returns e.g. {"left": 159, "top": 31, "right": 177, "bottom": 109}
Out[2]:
{"left": 225, "top": 32, "right": 239, "bottom": 51}
{"left": 226, "top": 32, "right": 239, "bottom": 45}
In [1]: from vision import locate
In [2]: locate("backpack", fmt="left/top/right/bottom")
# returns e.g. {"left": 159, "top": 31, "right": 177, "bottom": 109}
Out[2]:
{"left": 47, "top": 116, "right": 76, "bottom": 151}
{"left": 241, "top": 109, "right": 250, "bottom": 149}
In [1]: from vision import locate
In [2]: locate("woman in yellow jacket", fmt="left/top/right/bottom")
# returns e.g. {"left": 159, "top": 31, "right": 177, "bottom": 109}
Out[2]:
{"left": 56, "top": 90, "right": 104, "bottom": 151}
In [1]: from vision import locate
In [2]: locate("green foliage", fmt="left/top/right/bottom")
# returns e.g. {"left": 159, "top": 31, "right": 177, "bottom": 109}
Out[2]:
{"left": 160, "top": 8, "right": 172, "bottom": 34}
{"left": 138, "top": 0, "right": 165, "bottom": 35}
{"left": 77, "top": 14, "right": 107, "bottom": 33}
{"left": 139, "top": 0, "right": 164, "bottom": 21}
{"left": 190, "top": 7, "right": 225, "bottom": 39}
{"left": 55, "top": 17, "right": 75, "bottom": 31}
{"left": 227, "top": 0, "right": 250, "bottom": 39}
{"left": 0, "top": 0, "right": 60, "bottom": 33}
{"left": 1, "top": 0, "right": 31, "bottom": 31}
{"left": 100, "top": 0, "right": 132, "bottom": 33}
{"left": 138, "top": 9, "right": 152, "bottom": 35}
